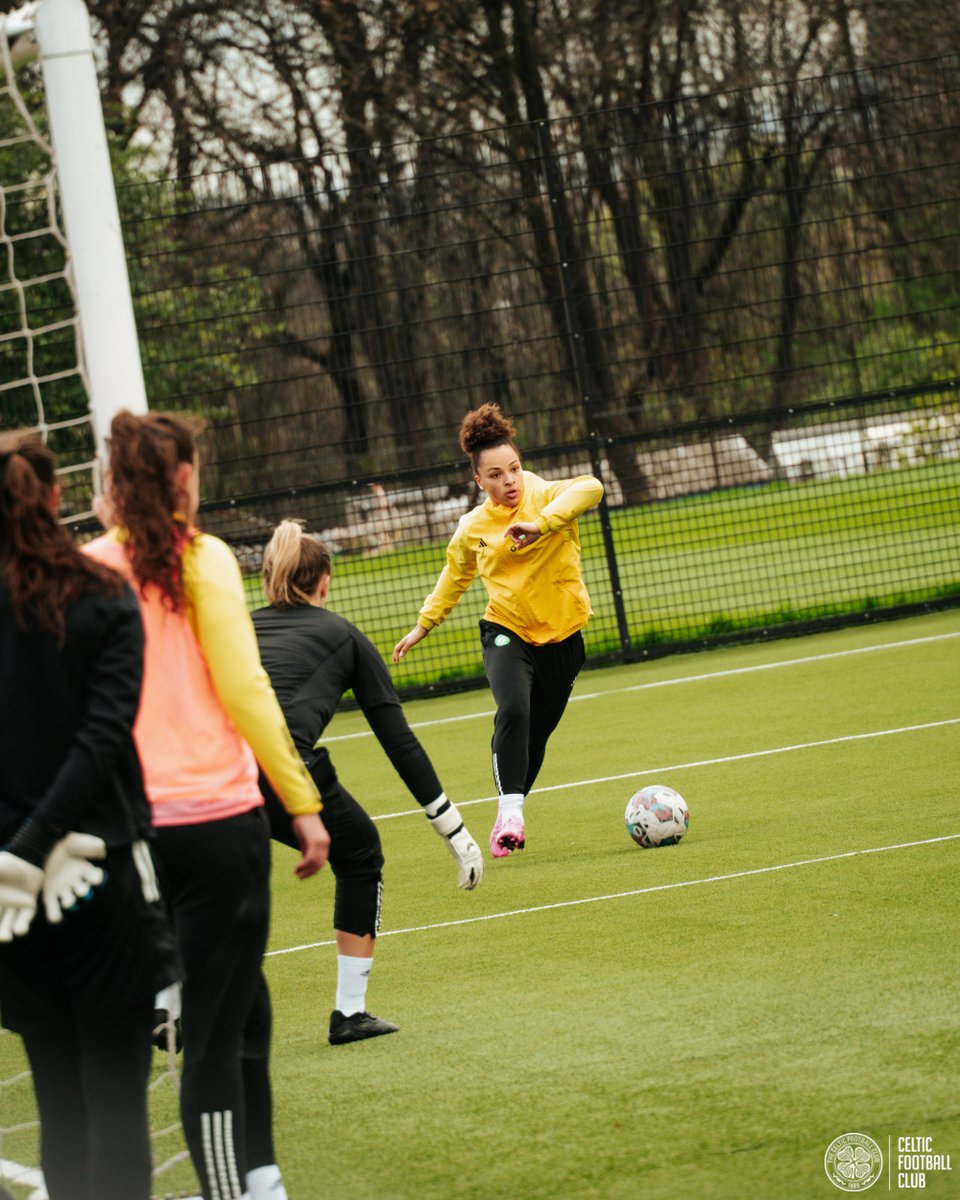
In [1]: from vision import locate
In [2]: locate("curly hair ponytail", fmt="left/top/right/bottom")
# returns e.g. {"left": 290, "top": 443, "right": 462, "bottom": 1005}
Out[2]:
{"left": 459, "top": 403, "right": 519, "bottom": 473}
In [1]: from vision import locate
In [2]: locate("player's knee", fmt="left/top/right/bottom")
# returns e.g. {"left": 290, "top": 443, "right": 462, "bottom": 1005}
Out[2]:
{"left": 495, "top": 692, "right": 531, "bottom": 728}
{"left": 333, "top": 871, "right": 384, "bottom": 938}
{"left": 331, "top": 829, "right": 384, "bottom": 878}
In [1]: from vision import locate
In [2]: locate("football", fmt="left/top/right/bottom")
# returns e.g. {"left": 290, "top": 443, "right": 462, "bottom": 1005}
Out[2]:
{"left": 625, "top": 785, "right": 689, "bottom": 848}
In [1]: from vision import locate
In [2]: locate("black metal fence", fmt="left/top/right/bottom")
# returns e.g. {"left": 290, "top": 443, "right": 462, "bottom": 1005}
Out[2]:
{"left": 89, "top": 56, "right": 960, "bottom": 693}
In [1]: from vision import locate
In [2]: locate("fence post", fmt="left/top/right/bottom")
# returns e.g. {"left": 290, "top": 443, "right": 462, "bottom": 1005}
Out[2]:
{"left": 531, "top": 117, "right": 632, "bottom": 660}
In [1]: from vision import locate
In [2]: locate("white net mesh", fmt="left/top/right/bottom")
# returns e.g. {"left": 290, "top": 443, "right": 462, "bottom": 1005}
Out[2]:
{"left": 0, "top": 6, "right": 97, "bottom": 522}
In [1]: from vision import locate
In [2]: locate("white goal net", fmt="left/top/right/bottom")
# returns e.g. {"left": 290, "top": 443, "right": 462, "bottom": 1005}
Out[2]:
{"left": 0, "top": 0, "right": 147, "bottom": 525}
{"left": 0, "top": 5, "right": 96, "bottom": 520}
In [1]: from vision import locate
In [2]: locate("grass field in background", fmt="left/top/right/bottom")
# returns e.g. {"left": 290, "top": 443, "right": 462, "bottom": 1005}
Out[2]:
{"left": 243, "top": 460, "right": 960, "bottom": 691}
{"left": 3, "top": 608, "right": 958, "bottom": 1199}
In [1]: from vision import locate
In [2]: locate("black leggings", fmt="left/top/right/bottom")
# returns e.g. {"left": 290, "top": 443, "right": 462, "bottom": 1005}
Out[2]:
{"left": 262, "top": 751, "right": 384, "bottom": 938}
{"left": 480, "top": 620, "right": 585, "bottom": 797}
{"left": 154, "top": 808, "right": 271, "bottom": 1200}
{"left": 241, "top": 972, "right": 276, "bottom": 1173}
{"left": 0, "top": 843, "right": 178, "bottom": 1200}
{"left": 22, "top": 1004, "right": 154, "bottom": 1200}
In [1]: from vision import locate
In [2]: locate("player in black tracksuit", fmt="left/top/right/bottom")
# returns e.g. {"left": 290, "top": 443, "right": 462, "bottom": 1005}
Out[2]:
{"left": 251, "top": 520, "right": 483, "bottom": 1045}
{"left": 0, "top": 438, "right": 179, "bottom": 1200}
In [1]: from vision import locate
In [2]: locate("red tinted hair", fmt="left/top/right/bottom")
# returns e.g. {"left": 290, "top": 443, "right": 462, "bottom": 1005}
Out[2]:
{"left": 0, "top": 433, "right": 123, "bottom": 640}
{"left": 106, "top": 410, "right": 205, "bottom": 611}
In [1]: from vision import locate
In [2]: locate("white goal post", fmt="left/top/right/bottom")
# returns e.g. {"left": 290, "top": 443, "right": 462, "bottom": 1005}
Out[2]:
{"left": 1, "top": 0, "right": 146, "bottom": 465}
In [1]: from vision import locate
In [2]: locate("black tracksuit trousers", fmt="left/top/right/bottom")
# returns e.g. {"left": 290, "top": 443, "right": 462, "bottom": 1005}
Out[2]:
{"left": 479, "top": 619, "right": 585, "bottom": 797}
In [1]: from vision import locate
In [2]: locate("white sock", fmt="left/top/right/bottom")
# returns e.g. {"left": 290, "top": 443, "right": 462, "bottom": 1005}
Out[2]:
{"left": 154, "top": 982, "right": 181, "bottom": 1019}
{"left": 499, "top": 793, "right": 524, "bottom": 820}
{"left": 247, "top": 1163, "right": 288, "bottom": 1199}
{"left": 336, "top": 954, "right": 372, "bottom": 1017}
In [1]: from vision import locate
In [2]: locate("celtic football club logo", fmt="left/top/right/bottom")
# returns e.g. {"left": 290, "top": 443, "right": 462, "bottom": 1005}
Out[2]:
{"left": 824, "top": 1132, "right": 883, "bottom": 1192}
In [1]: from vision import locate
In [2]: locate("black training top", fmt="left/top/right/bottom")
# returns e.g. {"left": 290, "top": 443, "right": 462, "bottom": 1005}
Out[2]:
{"left": 0, "top": 581, "right": 154, "bottom": 857}
{"left": 251, "top": 604, "right": 442, "bottom": 807}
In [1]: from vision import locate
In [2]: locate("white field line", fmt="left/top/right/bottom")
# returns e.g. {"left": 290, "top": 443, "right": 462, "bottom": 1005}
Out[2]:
{"left": 375, "top": 716, "right": 960, "bottom": 820}
{"left": 268, "top": 832, "right": 960, "bottom": 957}
{"left": 324, "top": 630, "right": 960, "bottom": 743}
{"left": 0, "top": 1159, "right": 45, "bottom": 1198}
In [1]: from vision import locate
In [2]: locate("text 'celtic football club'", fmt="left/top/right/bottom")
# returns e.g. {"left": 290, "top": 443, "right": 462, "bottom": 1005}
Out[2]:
{"left": 896, "top": 1136, "right": 952, "bottom": 1190}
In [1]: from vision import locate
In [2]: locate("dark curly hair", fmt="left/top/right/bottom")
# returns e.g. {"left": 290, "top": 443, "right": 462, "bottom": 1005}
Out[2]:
{"left": 0, "top": 433, "right": 123, "bottom": 641}
{"left": 106, "top": 410, "right": 206, "bottom": 612}
{"left": 459, "top": 403, "right": 519, "bottom": 474}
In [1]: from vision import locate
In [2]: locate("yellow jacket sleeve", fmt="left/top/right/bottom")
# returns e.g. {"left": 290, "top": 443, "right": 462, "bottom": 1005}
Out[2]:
{"left": 534, "top": 475, "right": 604, "bottom": 534}
{"left": 417, "top": 518, "right": 479, "bottom": 631}
{"left": 183, "top": 535, "right": 322, "bottom": 815}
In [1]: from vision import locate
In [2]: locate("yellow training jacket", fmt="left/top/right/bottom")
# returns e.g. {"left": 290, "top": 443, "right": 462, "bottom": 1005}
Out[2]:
{"left": 418, "top": 470, "right": 603, "bottom": 646}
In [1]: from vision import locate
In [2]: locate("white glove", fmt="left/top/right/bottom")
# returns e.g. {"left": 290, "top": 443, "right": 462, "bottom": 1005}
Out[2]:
{"left": 0, "top": 850, "right": 44, "bottom": 942}
{"left": 42, "top": 832, "right": 107, "bottom": 924}
{"left": 446, "top": 826, "right": 484, "bottom": 891}
{"left": 131, "top": 840, "right": 160, "bottom": 903}
{"left": 423, "top": 795, "right": 484, "bottom": 890}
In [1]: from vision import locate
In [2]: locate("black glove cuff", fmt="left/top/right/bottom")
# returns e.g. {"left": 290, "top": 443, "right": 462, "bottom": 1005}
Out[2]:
{"left": 5, "top": 818, "right": 62, "bottom": 867}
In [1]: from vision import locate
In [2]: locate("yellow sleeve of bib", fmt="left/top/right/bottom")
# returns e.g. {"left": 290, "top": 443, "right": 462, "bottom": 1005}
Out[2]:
{"left": 417, "top": 520, "right": 478, "bottom": 630}
{"left": 183, "top": 536, "right": 322, "bottom": 815}
{"left": 535, "top": 475, "right": 604, "bottom": 534}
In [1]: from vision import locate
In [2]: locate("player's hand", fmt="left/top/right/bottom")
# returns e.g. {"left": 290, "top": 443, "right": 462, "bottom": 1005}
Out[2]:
{"left": 446, "top": 826, "right": 484, "bottom": 890}
{"left": 424, "top": 797, "right": 483, "bottom": 890}
{"left": 291, "top": 812, "right": 330, "bottom": 879}
{"left": 0, "top": 850, "right": 44, "bottom": 941}
{"left": 42, "top": 833, "right": 107, "bottom": 924}
{"left": 392, "top": 624, "right": 429, "bottom": 663}
{"left": 505, "top": 521, "right": 541, "bottom": 550}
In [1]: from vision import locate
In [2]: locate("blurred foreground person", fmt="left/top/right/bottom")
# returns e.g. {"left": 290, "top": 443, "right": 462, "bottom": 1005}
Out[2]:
{"left": 86, "top": 412, "right": 329, "bottom": 1200}
{"left": 0, "top": 434, "right": 178, "bottom": 1200}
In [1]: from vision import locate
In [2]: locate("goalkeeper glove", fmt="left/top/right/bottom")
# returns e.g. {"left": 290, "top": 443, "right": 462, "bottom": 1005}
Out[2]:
{"left": 423, "top": 795, "right": 484, "bottom": 890}
{"left": 0, "top": 850, "right": 44, "bottom": 942}
{"left": 42, "top": 832, "right": 107, "bottom": 924}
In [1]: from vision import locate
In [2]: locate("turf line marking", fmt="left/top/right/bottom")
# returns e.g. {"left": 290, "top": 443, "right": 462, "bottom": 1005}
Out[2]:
{"left": 324, "top": 630, "right": 960, "bottom": 742}
{"left": 373, "top": 716, "right": 960, "bottom": 821}
{"left": 0, "top": 1159, "right": 44, "bottom": 1189}
{"left": 267, "top": 832, "right": 960, "bottom": 956}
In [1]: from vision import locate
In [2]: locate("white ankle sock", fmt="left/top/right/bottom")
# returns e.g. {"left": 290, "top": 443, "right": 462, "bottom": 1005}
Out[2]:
{"left": 499, "top": 793, "right": 524, "bottom": 820}
{"left": 336, "top": 954, "right": 373, "bottom": 1017}
{"left": 154, "top": 982, "right": 181, "bottom": 1019}
{"left": 247, "top": 1164, "right": 287, "bottom": 1199}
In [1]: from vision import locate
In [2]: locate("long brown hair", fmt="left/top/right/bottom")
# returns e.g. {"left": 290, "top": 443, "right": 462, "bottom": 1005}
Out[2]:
{"left": 262, "top": 520, "right": 331, "bottom": 608}
{"left": 0, "top": 433, "right": 123, "bottom": 641}
{"left": 459, "top": 403, "right": 520, "bottom": 474}
{"left": 106, "top": 410, "right": 205, "bottom": 612}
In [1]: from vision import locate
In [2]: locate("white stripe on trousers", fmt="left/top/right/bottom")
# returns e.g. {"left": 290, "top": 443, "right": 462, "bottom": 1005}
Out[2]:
{"left": 201, "top": 1109, "right": 243, "bottom": 1199}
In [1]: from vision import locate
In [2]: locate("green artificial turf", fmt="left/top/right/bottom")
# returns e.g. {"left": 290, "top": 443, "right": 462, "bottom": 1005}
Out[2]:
{"left": 2, "top": 609, "right": 958, "bottom": 1199}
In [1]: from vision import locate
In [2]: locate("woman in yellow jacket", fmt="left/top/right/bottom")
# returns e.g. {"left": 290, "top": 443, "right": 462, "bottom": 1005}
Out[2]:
{"left": 393, "top": 404, "right": 602, "bottom": 859}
